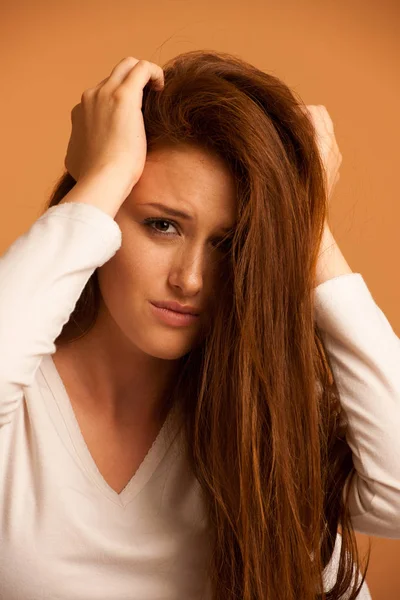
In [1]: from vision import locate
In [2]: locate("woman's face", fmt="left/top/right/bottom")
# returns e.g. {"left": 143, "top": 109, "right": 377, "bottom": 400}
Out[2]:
{"left": 97, "top": 143, "right": 237, "bottom": 361}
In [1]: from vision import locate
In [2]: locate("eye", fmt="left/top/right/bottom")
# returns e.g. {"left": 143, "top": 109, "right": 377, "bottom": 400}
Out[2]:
{"left": 143, "top": 218, "right": 179, "bottom": 236}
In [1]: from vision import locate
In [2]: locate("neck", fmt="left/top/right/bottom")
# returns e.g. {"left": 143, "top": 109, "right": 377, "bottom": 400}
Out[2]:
{"left": 54, "top": 303, "right": 181, "bottom": 428}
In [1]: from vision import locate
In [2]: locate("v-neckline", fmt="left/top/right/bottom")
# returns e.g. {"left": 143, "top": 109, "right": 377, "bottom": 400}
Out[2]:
{"left": 40, "top": 353, "right": 180, "bottom": 508}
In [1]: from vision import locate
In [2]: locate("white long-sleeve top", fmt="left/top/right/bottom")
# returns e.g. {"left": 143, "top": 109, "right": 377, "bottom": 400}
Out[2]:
{"left": 1, "top": 201, "right": 399, "bottom": 599}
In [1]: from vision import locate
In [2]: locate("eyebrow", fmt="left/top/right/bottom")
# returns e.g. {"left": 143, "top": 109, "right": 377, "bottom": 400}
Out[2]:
{"left": 141, "top": 202, "right": 234, "bottom": 232}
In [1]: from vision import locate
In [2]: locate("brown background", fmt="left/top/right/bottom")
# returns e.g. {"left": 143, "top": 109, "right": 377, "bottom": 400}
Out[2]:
{"left": 1, "top": 1, "right": 399, "bottom": 597}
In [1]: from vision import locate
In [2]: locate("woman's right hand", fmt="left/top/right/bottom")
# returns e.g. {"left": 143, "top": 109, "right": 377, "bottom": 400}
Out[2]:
{"left": 64, "top": 57, "right": 165, "bottom": 200}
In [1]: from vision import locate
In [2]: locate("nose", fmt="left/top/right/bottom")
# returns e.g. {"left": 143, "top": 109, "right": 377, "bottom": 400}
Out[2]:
{"left": 168, "top": 245, "right": 208, "bottom": 297}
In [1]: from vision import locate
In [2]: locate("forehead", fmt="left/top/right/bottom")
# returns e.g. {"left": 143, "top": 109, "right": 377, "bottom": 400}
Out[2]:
{"left": 132, "top": 144, "right": 237, "bottom": 225}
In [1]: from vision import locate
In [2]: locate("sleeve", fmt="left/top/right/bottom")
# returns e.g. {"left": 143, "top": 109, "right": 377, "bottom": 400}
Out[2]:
{"left": 0, "top": 201, "right": 122, "bottom": 427}
{"left": 313, "top": 272, "right": 400, "bottom": 538}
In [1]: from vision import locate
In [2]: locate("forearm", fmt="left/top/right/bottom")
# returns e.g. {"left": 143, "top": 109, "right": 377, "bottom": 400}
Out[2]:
{"left": 314, "top": 225, "right": 353, "bottom": 288}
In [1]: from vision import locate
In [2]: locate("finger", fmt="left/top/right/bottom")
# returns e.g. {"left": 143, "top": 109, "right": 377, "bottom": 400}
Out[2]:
{"left": 90, "top": 57, "right": 141, "bottom": 93}
{"left": 103, "top": 56, "right": 142, "bottom": 88}
{"left": 118, "top": 59, "right": 165, "bottom": 94}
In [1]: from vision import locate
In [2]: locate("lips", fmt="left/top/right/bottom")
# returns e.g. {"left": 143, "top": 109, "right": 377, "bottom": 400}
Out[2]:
{"left": 149, "top": 302, "right": 200, "bottom": 327}
{"left": 151, "top": 301, "right": 200, "bottom": 315}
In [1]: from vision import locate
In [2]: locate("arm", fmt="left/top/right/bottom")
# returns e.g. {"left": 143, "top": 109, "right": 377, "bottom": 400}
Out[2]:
{"left": 302, "top": 104, "right": 400, "bottom": 537}
{"left": 313, "top": 231, "right": 400, "bottom": 538}
{"left": 0, "top": 178, "right": 123, "bottom": 427}
{"left": 314, "top": 222, "right": 353, "bottom": 288}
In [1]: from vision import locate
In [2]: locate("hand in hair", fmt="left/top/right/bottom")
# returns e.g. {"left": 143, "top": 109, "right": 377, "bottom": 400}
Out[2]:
{"left": 64, "top": 56, "right": 165, "bottom": 200}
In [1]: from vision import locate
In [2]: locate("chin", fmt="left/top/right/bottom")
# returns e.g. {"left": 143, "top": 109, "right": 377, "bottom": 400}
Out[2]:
{"left": 142, "top": 342, "right": 193, "bottom": 361}
{"left": 126, "top": 327, "right": 191, "bottom": 359}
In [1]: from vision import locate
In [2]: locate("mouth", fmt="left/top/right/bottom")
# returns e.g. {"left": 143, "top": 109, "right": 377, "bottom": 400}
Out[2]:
{"left": 149, "top": 302, "right": 200, "bottom": 327}
{"left": 151, "top": 301, "right": 201, "bottom": 316}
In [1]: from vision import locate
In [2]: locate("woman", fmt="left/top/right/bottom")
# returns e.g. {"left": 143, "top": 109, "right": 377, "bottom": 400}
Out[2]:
{"left": 0, "top": 50, "right": 398, "bottom": 599}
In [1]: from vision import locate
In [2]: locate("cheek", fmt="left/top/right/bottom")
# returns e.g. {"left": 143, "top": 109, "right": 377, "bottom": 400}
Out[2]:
{"left": 98, "top": 230, "right": 223, "bottom": 319}
{"left": 96, "top": 249, "right": 160, "bottom": 351}
{"left": 97, "top": 241, "right": 170, "bottom": 308}
{"left": 96, "top": 244, "right": 206, "bottom": 359}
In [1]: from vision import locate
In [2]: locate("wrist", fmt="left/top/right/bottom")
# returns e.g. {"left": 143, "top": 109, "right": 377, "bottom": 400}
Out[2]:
{"left": 314, "top": 227, "right": 353, "bottom": 287}
{"left": 61, "top": 168, "right": 132, "bottom": 218}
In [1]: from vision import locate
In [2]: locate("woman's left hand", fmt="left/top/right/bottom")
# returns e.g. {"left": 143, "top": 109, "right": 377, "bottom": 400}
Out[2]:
{"left": 303, "top": 104, "right": 342, "bottom": 201}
